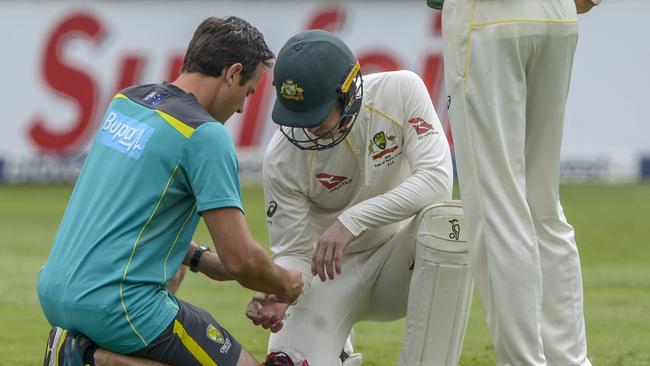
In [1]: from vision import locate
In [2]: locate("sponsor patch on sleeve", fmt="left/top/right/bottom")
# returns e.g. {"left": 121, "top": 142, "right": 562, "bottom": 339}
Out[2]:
{"left": 408, "top": 117, "right": 438, "bottom": 140}
{"left": 97, "top": 109, "right": 154, "bottom": 159}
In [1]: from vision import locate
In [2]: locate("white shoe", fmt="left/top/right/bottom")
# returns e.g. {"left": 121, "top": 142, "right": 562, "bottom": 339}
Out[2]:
{"left": 341, "top": 351, "right": 363, "bottom": 366}
{"left": 340, "top": 328, "right": 362, "bottom": 366}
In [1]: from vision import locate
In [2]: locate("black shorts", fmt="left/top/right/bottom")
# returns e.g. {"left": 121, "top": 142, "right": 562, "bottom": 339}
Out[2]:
{"left": 129, "top": 299, "right": 242, "bottom": 366}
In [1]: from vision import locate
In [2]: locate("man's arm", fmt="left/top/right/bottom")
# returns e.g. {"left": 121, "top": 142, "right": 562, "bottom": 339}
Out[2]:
{"left": 337, "top": 71, "right": 453, "bottom": 238}
{"left": 182, "top": 241, "right": 233, "bottom": 281}
{"left": 262, "top": 145, "right": 316, "bottom": 295}
{"left": 179, "top": 122, "right": 302, "bottom": 303}
{"left": 201, "top": 207, "right": 303, "bottom": 304}
{"left": 313, "top": 71, "right": 453, "bottom": 281}
{"left": 244, "top": 144, "right": 315, "bottom": 331}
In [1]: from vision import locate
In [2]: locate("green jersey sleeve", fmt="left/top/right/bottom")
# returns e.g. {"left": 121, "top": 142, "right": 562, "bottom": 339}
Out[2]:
{"left": 182, "top": 122, "right": 243, "bottom": 213}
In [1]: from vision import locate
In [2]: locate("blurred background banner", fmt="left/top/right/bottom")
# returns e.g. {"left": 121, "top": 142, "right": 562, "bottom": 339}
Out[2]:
{"left": 0, "top": 0, "right": 647, "bottom": 183}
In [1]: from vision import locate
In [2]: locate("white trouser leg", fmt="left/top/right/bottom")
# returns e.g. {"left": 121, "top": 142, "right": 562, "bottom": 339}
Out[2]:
{"left": 444, "top": 12, "right": 543, "bottom": 365}
{"left": 269, "top": 219, "right": 416, "bottom": 366}
{"left": 268, "top": 253, "right": 362, "bottom": 366}
{"left": 398, "top": 201, "right": 473, "bottom": 366}
{"left": 525, "top": 34, "right": 589, "bottom": 366}
{"left": 443, "top": 1, "right": 580, "bottom": 364}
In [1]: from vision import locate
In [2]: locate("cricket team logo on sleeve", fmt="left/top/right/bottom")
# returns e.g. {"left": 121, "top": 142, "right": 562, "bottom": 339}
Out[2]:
{"left": 408, "top": 117, "right": 438, "bottom": 139}
{"left": 97, "top": 109, "right": 154, "bottom": 159}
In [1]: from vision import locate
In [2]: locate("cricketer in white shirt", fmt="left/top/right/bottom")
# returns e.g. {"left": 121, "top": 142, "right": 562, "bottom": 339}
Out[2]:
{"left": 248, "top": 30, "right": 473, "bottom": 366}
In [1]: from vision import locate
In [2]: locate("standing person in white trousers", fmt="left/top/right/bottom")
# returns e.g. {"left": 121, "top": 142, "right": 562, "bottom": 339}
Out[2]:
{"left": 440, "top": 0, "right": 600, "bottom": 364}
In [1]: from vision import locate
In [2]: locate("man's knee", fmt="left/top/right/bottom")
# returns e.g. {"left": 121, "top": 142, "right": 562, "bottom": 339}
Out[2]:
{"left": 399, "top": 200, "right": 474, "bottom": 366}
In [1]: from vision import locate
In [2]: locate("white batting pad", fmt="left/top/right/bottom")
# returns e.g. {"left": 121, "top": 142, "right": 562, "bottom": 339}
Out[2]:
{"left": 398, "top": 200, "right": 474, "bottom": 366}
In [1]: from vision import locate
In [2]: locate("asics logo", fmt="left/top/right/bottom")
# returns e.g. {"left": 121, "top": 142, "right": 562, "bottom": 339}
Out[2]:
{"left": 266, "top": 201, "right": 278, "bottom": 218}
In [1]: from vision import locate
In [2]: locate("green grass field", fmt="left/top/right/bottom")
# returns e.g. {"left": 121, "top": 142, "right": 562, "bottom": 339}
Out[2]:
{"left": 1, "top": 184, "right": 649, "bottom": 365}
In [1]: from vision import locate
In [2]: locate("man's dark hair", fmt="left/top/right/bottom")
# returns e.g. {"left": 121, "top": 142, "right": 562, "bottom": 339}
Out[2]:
{"left": 182, "top": 16, "right": 274, "bottom": 85}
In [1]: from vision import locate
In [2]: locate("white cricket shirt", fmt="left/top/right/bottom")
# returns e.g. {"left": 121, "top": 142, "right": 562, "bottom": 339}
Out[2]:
{"left": 263, "top": 70, "right": 453, "bottom": 292}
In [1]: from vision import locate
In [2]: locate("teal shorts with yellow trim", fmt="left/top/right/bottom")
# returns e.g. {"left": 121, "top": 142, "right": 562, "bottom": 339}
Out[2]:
{"left": 129, "top": 299, "right": 242, "bottom": 366}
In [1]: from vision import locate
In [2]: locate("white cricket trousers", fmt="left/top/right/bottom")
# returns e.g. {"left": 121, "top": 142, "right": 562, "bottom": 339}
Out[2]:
{"left": 442, "top": 0, "right": 590, "bottom": 365}
{"left": 268, "top": 219, "right": 417, "bottom": 366}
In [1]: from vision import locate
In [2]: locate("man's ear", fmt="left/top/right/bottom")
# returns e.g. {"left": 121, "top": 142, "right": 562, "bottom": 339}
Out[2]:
{"left": 224, "top": 63, "right": 243, "bottom": 86}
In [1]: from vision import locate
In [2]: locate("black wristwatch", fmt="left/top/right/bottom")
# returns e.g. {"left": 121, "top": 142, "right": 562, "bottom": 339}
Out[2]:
{"left": 189, "top": 245, "right": 210, "bottom": 273}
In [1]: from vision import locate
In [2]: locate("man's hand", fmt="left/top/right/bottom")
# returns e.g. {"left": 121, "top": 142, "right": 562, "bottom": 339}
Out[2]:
{"left": 246, "top": 292, "right": 290, "bottom": 333}
{"left": 274, "top": 269, "right": 303, "bottom": 304}
{"left": 575, "top": 0, "right": 596, "bottom": 14}
{"left": 311, "top": 219, "right": 354, "bottom": 281}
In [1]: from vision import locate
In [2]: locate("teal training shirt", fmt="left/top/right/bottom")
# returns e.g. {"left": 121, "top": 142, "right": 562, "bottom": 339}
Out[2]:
{"left": 37, "top": 83, "right": 243, "bottom": 353}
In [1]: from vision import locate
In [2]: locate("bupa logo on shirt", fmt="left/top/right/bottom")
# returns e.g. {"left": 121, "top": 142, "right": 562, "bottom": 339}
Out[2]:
{"left": 97, "top": 109, "right": 154, "bottom": 159}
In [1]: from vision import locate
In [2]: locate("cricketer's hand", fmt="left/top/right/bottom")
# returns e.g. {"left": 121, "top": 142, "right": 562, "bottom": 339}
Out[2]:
{"left": 246, "top": 292, "right": 289, "bottom": 333}
{"left": 275, "top": 269, "right": 303, "bottom": 304}
{"left": 312, "top": 219, "right": 354, "bottom": 281}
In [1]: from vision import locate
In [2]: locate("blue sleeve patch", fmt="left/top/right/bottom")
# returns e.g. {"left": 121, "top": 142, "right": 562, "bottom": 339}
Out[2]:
{"left": 97, "top": 109, "right": 155, "bottom": 159}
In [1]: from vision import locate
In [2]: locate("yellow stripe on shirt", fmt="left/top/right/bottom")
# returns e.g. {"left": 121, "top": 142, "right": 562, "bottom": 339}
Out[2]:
{"left": 156, "top": 110, "right": 196, "bottom": 139}
{"left": 364, "top": 103, "right": 403, "bottom": 128}
{"left": 162, "top": 203, "right": 196, "bottom": 283}
{"left": 112, "top": 93, "right": 195, "bottom": 138}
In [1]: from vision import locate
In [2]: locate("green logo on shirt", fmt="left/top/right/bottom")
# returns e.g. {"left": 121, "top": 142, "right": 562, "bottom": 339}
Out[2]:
{"left": 206, "top": 324, "right": 224, "bottom": 344}
{"left": 373, "top": 131, "right": 387, "bottom": 150}
{"left": 368, "top": 131, "right": 399, "bottom": 162}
